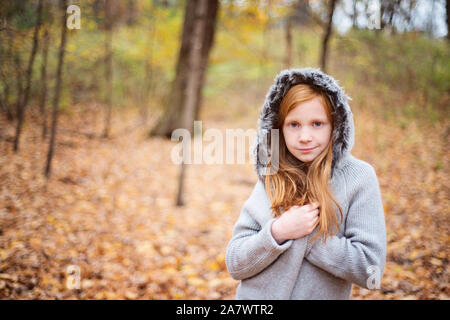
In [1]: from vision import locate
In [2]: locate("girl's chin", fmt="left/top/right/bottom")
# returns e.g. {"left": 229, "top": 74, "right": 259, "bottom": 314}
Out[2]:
{"left": 294, "top": 155, "right": 316, "bottom": 163}
{"left": 294, "top": 150, "right": 316, "bottom": 158}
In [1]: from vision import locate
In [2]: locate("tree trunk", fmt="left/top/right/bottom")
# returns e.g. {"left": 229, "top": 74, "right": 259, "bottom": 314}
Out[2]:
{"left": 40, "top": 26, "right": 50, "bottom": 140}
{"left": 149, "top": 0, "right": 219, "bottom": 139}
{"left": 13, "top": 0, "right": 43, "bottom": 153}
{"left": 162, "top": 0, "right": 219, "bottom": 207}
{"left": 140, "top": 4, "right": 158, "bottom": 126}
{"left": 149, "top": 0, "right": 197, "bottom": 138}
{"left": 284, "top": 16, "right": 293, "bottom": 69}
{"left": 140, "top": 52, "right": 152, "bottom": 126}
{"left": 176, "top": 0, "right": 209, "bottom": 207}
{"left": 102, "top": 1, "right": 115, "bottom": 138}
{"left": 352, "top": 0, "right": 357, "bottom": 28}
{"left": 320, "top": 0, "right": 337, "bottom": 73}
{"left": 45, "top": 0, "right": 67, "bottom": 178}
{"left": 386, "top": 0, "right": 401, "bottom": 35}
{"left": 427, "top": 0, "right": 437, "bottom": 38}
{"left": 447, "top": 0, "right": 449, "bottom": 41}
{"left": 181, "top": 0, "right": 207, "bottom": 131}
{"left": 193, "top": 0, "right": 220, "bottom": 122}
{"left": 292, "top": 0, "right": 312, "bottom": 26}
{"left": 14, "top": 39, "right": 24, "bottom": 128}
{"left": 0, "top": 28, "right": 14, "bottom": 121}
{"left": 261, "top": 0, "right": 272, "bottom": 66}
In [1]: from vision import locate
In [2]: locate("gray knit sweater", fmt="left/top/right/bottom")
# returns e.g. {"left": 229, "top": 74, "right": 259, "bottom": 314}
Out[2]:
{"left": 225, "top": 68, "right": 387, "bottom": 300}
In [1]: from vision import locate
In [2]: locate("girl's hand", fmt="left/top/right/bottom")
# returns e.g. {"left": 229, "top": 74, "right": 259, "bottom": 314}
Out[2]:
{"left": 271, "top": 202, "right": 320, "bottom": 245}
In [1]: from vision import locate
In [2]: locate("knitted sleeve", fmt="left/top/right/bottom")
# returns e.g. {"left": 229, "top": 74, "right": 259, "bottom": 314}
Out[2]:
{"left": 304, "top": 162, "right": 387, "bottom": 289}
{"left": 225, "top": 181, "right": 293, "bottom": 281}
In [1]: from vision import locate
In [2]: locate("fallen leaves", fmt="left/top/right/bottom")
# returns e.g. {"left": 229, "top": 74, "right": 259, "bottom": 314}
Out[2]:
{"left": 350, "top": 110, "right": 450, "bottom": 300}
{"left": 0, "top": 102, "right": 448, "bottom": 300}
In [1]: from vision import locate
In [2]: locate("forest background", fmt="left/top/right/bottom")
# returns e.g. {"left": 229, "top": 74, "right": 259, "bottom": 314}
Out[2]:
{"left": 0, "top": 0, "right": 448, "bottom": 299}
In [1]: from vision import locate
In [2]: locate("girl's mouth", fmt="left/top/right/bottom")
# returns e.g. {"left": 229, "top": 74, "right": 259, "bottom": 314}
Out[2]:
{"left": 298, "top": 147, "right": 316, "bottom": 153}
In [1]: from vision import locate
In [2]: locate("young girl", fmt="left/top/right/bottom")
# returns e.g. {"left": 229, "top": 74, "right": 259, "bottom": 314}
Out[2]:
{"left": 225, "top": 68, "right": 387, "bottom": 300}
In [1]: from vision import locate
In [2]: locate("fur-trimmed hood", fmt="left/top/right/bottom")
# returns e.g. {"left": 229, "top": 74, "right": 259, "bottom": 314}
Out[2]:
{"left": 252, "top": 67, "right": 355, "bottom": 182}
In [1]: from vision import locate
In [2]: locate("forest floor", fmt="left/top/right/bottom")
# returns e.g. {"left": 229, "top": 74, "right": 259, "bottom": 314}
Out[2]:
{"left": 0, "top": 94, "right": 448, "bottom": 299}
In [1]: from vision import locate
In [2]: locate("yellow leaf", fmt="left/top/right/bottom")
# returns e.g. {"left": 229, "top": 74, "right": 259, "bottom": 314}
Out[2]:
{"left": 136, "top": 241, "right": 155, "bottom": 255}
{"left": 172, "top": 292, "right": 184, "bottom": 299}
{"left": 430, "top": 257, "right": 443, "bottom": 266}
{"left": 163, "top": 267, "right": 178, "bottom": 275}
{"left": 125, "top": 290, "right": 138, "bottom": 299}
{"left": 29, "top": 238, "right": 42, "bottom": 249}
{"left": 208, "top": 278, "right": 222, "bottom": 288}
{"left": 208, "top": 262, "right": 220, "bottom": 271}
{"left": 409, "top": 249, "right": 421, "bottom": 260}
{"left": 47, "top": 216, "right": 55, "bottom": 224}
{"left": 0, "top": 273, "right": 17, "bottom": 281}
{"left": 160, "top": 246, "right": 172, "bottom": 255}
{"left": 81, "top": 279, "right": 94, "bottom": 289}
{"left": 187, "top": 277, "right": 205, "bottom": 287}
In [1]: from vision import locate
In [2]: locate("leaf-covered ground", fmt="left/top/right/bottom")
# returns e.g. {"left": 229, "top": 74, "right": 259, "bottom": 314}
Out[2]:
{"left": 0, "top": 98, "right": 448, "bottom": 299}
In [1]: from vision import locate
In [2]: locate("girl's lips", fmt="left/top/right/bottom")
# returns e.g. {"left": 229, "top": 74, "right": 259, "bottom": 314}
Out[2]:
{"left": 298, "top": 147, "right": 316, "bottom": 153}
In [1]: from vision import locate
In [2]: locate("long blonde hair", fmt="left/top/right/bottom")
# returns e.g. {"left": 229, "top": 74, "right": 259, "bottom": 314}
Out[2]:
{"left": 264, "top": 84, "right": 343, "bottom": 245}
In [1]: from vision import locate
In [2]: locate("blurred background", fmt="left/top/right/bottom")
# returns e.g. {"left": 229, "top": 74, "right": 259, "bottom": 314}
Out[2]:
{"left": 0, "top": 0, "right": 448, "bottom": 300}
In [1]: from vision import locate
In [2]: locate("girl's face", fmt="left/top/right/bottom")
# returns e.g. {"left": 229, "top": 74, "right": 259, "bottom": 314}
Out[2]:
{"left": 282, "top": 97, "right": 332, "bottom": 163}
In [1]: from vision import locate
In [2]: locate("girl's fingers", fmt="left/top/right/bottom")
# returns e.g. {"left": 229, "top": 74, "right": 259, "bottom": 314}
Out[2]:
{"left": 305, "top": 209, "right": 319, "bottom": 218}
{"left": 313, "top": 214, "right": 320, "bottom": 226}
{"left": 313, "top": 214, "right": 320, "bottom": 223}
{"left": 309, "top": 202, "right": 320, "bottom": 211}
{"left": 313, "top": 219, "right": 320, "bottom": 228}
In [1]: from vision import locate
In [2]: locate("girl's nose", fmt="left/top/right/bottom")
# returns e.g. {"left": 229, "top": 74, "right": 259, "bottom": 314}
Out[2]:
{"left": 298, "top": 129, "right": 312, "bottom": 143}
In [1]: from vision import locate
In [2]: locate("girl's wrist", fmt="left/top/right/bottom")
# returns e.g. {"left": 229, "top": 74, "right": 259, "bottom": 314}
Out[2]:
{"left": 271, "top": 219, "right": 288, "bottom": 245}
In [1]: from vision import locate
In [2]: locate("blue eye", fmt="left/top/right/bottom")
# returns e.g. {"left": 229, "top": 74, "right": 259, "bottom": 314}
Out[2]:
{"left": 288, "top": 121, "right": 324, "bottom": 128}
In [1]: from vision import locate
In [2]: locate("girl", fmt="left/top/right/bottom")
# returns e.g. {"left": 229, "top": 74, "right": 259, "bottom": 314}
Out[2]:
{"left": 225, "top": 68, "right": 387, "bottom": 300}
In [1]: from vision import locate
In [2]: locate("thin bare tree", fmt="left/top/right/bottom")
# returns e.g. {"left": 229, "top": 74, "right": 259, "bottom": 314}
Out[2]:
{"left": 45, "top": 0, "right": 68, "bottom": 178}
{"left": 102, "top": 0, "right": 117, "bottom": 138}
{"left": 284, "top": 15, "right": 293, "bottom": 69}
{"left": 176, "top": 0, "right": 217, "bottom": 207}
{"left": 447, "top": 0, "right": 450, "bottom": 41}
{"left": 13, "top": 0, "right": 43, "bottom": 152}
{"left": 0, "top": 27, "right": 15, "bottom": 121}
{"left": 39, "top": 1, "right": 51, "bottom": 140}
{"left": 320, "top": 0, "right": 337, "bottom": 73}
